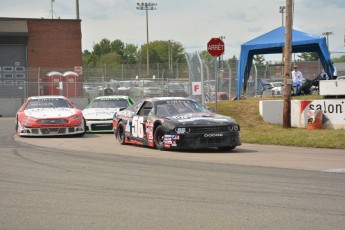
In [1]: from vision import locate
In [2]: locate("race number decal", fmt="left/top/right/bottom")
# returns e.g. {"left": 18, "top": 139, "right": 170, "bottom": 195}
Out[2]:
{"left": 132, "top": 116, "right": 144, "bottom": 138}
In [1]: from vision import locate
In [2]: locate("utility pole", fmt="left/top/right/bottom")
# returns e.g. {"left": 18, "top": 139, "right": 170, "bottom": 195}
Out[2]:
{"left": 283, "top": 0, "right": 293, "bottom": 128}
{"left": 76, "top": 0, "right": 80, "bottom": 20}
{"left": 279, "top": 5, "right": 286, "bottom": 77}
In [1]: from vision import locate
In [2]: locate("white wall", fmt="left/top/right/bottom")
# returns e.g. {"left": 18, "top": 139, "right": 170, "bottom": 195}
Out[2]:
{"left": 260, "top": 99, "right": 345, "bottom": 129}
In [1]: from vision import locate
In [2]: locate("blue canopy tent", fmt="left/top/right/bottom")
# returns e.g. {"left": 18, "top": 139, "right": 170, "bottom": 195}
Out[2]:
{"left": 237, "top": 26, "right": 334, "bottom": 99}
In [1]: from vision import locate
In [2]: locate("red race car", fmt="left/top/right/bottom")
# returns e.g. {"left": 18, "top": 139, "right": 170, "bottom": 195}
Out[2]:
{"left": 16, "top": 96, "right": 85, "bottom": 137}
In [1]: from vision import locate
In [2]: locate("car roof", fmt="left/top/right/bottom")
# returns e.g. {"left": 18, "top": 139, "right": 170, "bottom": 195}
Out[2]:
{"left": 144, "top": 97, "right": 194, "bottom": 102}
{"left": 93, "top": 95, "right": 130, "bottom": 100}
{"left": 29, "top": 95, "right": 67, "bottom": 100}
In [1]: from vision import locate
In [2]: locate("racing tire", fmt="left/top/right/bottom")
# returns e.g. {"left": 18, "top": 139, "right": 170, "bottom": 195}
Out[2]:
{"left": 15, "top": 119, "right": 18, "bottom": 132}
{"left": 117, "top": 122, "right": 126, "bottom": 145}
{"left": 154, "top": 125, "right": 166, "bottom": 151}
{"left": 217, "top": 146, "right": 236, "bottom": 151}
{"left": 75, "top": 119, "right": 86, "bottom": 137}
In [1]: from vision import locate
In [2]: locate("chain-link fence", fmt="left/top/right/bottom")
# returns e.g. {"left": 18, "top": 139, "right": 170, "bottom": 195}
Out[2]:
{"left": 0, "top": 60, "right": 331, "bottom": 101}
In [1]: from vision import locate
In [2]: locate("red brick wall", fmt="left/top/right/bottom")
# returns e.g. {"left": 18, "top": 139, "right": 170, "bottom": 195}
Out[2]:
{"left": 27, "top": 19, "right": 82, "bottom": 82}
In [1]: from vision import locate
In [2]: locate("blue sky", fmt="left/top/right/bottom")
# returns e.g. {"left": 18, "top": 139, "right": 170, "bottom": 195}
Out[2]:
{"left": 1, "top": 0, "right": 344, "bottom": 60}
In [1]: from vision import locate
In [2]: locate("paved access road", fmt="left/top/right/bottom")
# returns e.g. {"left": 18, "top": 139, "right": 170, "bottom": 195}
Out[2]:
{"left": 1, "top": 117, "right": 345, "bottom": 229}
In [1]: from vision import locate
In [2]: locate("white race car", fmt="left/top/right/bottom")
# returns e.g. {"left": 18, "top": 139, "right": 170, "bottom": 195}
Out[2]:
{"left": 16, "top": 96, "right": 85, "bottom": 137}
{"left": 82, "top": 95, "right": 134, "bottom": 132}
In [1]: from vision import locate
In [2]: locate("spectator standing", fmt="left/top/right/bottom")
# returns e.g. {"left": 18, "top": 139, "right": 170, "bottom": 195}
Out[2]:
{"left": 332, "top": 62, "right": 337, "bottom": 79}
{"left": 292, "top": 65, "right": 303, "bottom": 87}
{"left": 320, "top": 69, "right": 329, "bottom": 80}
{"left": 104, "top": 84, "right": 113, "bottom": 96}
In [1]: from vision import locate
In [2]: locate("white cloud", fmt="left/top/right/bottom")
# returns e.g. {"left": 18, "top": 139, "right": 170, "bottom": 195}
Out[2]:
{"left": 0, "top": 0, "right": 344, "bottom": 60}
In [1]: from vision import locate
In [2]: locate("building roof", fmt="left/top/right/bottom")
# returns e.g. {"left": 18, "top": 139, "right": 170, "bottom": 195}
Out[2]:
{"left": 0, "top": 19, "right": 28, "bottom": 43}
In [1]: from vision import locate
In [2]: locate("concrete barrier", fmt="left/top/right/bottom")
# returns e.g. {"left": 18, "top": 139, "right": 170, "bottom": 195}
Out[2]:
{"left": 260, "top": 99, "right": 345, "bottom": 129}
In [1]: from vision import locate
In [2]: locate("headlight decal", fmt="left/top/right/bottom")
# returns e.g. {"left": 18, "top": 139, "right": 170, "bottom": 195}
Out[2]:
{"left": 228, "top": 125, "right": 240, "bottom": 131}
{"left": 174, "top": 127, "right": 191, "bottom": 134}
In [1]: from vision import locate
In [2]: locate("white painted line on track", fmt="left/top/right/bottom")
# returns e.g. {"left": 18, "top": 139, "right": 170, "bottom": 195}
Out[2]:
{"left": 323, "top": 168, "right": 345, "bottom": 173}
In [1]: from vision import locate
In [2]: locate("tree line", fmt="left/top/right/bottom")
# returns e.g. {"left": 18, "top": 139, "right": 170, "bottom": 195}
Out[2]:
{"left": 82, "top": 38, "right": 345, "bottom": 68}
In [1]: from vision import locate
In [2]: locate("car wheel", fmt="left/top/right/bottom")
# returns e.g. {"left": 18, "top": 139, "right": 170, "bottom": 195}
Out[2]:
{"left": 217, "top": 146, "right": 236, "bottom": 151}
{"left": 75, "top": 119, "right": 86, "bottom": 137}
{"left": 15, "top": 118, "right": 18, "bottom": 132}
{"left": 117, "top": 121, "right": 126, "bottom": 145}
{"left": 154, "top": 125, "right": 165, "bottom": 150}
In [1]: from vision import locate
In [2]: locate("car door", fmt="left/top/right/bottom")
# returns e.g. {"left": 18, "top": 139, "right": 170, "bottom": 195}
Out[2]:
{"left": 130, "top": 101, "right": 153, "bottom": 146}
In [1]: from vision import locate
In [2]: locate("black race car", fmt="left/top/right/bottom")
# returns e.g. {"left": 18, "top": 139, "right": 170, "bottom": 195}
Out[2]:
{"left": 113, "top": 97, "right": 241, "bottom": 151}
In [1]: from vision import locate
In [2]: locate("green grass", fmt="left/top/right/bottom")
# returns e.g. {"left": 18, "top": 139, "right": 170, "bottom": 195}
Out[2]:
{"left": 207, "top": 96, "right": 345, "bottom": 149}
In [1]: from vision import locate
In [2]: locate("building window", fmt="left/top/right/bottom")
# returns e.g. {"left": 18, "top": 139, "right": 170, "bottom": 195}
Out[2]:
{"left": 4, "top": 80, "right": 13, "bottom": 86}
{"left": 15, "top": 66, "right": 25, "bottom": 72}
{"left": 4, "top": 73, "right": 13, "bottom": 79}
{"left": 15, "top": 73, "right": 25, "bottom": 79}
{"left": 3, "top": 66, "right": 14, "bottom": 72}
{"left": 0, "top": 80, "right": 2, "bottom": 86}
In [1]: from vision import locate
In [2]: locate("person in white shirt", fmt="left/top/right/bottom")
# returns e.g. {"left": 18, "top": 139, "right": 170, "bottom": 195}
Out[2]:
{"left": 332, "top": 62, "right": 337, "bottom": 79}
{"left": 292, "top": 65, "right": 303, "bottom": 87}
{"left": 320, "top": 69, "right": 329, "bottom": 80}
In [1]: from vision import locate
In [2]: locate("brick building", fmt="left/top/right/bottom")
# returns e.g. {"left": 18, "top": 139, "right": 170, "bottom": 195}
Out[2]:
{"left": 0, "top": 17, "right": 82, "bottom": 98}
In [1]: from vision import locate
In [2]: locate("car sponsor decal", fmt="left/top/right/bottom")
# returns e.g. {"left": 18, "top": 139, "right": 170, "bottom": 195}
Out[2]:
{"left": 125, "top": 120, "right": 131, "bottom": 132}
{"left": 204, "top": 133, "right": 223, "bottom": 137}
{"left": 163, "top": 134, "right": 180, "bottom": 147}
{"left": 166, "top": 100, "right": 191, "bottom": 104}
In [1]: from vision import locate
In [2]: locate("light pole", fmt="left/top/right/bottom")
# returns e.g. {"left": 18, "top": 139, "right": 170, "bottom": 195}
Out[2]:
{"left": 279, "top": 6, "right": 286, "bottom": 26}
{"left": 279, "top": 5, "right": 286, "bottom": 77}
{"left": 137, "top": 2, "right": 157, "bottom": 77}
{"left": 322, "top": 31, "right": 333, "bottom": 54}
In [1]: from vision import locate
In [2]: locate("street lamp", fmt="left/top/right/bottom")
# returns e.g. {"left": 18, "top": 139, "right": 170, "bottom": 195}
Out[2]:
{"left": 137, "top": 2, "right": 157, "bottom": 77}
{"left": 322, "top": 31, "right": 334, "bottom": 53}
{"left": 279, "top": 6, "right": 286, "bottom": 26}
{"left": 279, "top": 5, "right": 286, "bottom": 77}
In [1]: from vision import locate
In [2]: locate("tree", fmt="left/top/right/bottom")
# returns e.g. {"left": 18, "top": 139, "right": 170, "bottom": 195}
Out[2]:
{"left": 253, "top": 54, "right": 266, "bottom": 68}
{"left": 228, "top": 55, "right": 238, "bottom": 68}
{"left": 138, "top": 40, "right": 186, "bottom": 65}
{"left": 332, "top": 55, "right": 345, "bottom": 63}
{"left": 123, "top": 43, "right": 139, "bottom": 64}
{"left": 110, "top": 39, "right": 125, "bottom": 61}
{"left": 199, "top": 50, "right": 214, "bottom": 63}
{"left": 297, "top": 52, "right": 319, "bottom": 61}
{"left": 93, "top": 38, "right": 112, "bottom": 57}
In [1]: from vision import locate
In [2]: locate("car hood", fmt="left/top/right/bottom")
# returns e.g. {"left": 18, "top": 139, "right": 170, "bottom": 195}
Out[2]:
{"left": 164, "top": 113, "right": 236, "bottom": 125}
{"left": 24, "top": 108, "right": 78, "bottom": 118}
{"left": 83, "top": 108, "right": 120, "bottom": 119}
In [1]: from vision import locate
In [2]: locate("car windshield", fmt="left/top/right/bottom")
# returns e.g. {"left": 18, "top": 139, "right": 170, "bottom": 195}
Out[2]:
{"left": 168, "top": 84, "right": 183, "bottom": 90}
{"left": 25, "top": 98, "right": 71, "bottom": 109}
{"left": 272, "top": 82, "right": 282, "bottom": 87}
{"left": 143, "top": 81, "right": 158, "bottom": 87}
{"left": 119, "top": 81, "right": 132, "bottom": 87}
{"left": 156, "top": 100, "right": 209, "bottom": 117}
{"left": 89, "top": 98, "right": 128, "bottom": 108}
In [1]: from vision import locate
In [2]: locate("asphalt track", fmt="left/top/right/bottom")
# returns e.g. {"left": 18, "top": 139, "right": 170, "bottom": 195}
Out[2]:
{"left": 15, "top": 126, "right": 345, "bottom": 173}
{"left": 1, "top": 117, "right": 345, "bottom": 229}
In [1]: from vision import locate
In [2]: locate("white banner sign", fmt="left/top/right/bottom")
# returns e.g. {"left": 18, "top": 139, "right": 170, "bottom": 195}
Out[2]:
{"left": 192, "top": 82, "right": 201, "bottom": 95}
